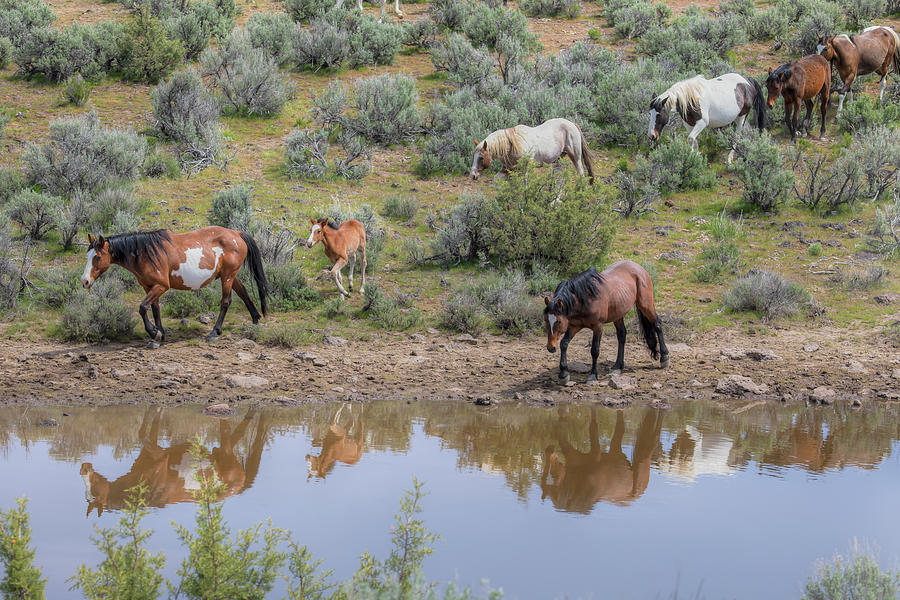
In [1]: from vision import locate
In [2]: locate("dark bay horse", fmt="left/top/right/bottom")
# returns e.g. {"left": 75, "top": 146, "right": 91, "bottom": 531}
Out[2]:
{"left": 305, "top": 217, "right": 367, "bottom": 298}
{"left": 81, "top": 227, "right": 268, "bottom": 347}
{"left": 765, "top": 55, "right": 830, "bottom": 142}
{"left": 818, "top": 26, "right": 900, "bottom": 114}
{"left": 543, "top": 260, "right": 668, "bottom": 383}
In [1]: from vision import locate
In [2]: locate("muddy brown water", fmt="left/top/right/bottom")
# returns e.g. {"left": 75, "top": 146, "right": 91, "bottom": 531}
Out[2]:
{"left": 1, "top": 400, "right": 898, "bottom": 599}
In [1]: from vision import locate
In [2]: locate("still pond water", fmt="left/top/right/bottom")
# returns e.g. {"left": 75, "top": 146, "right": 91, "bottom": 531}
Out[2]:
{"left": 0, "top": 400, "right": 898, "bottom": 599}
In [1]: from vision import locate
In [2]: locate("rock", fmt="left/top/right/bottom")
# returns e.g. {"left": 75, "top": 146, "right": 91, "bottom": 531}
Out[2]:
{"left": 803, "top": 343, "right": 820, "bottom": 353}
{"left": 892, "top": 368, "right": 900, "bottom": 380}
{"left": 650, "top": 400, "right": 671, "bottom": 409}
{"left": 235, "top": 338, "right": 258, "bottom": 350}
{"left": 568, "top": 361, "right": 591, "bottom": 374}
{"left": 292, "top": 352, "right": 317, "bottom": 362}
{"left": 180, "top": 318, "right": 190, "bottom": 327}
{"left": 651, "top": 382, "right": 662, "bottom": 390}
{"left": 715, "top": 374, "right": 769, "bottom": 395}
{"left": 844, "top": 359, "right": 866, "bottom": 374}
{"left": 698, "top": 297, "right": 712, "bottom": 303}
{"left": 155, "top": 379, "right": 178, "bottom": 389}
{"left": 609, "top": 373, "right": 637, "bottom": 391}
{"left": 474, "top": 396, "right": 494, "bottom": 406}
{"left": 721, "top": 348, "right": 746, "bottom": 360}
{"left": 810, "top": 386, "right": 835, "bottom": 404}
{"left": 454, "top": 333, "right": 478, "bottom": 345}
{"left": 851, "top": 398, "right": 862, "bottom": 408}
{"left": 409, "top": 333, "right": 426, "bottom": 342}
{"left": 198, "top": 313, "right": 214, "bottom": 325}
{"left": 71, "top": 353, "right": 88, "bottom": 364}
{"left": 667, "top": 343, "right": 692, "bottom": 353}
{"left": 874, "top": 293, "right": 900, "bottom": 305}
{"left": 236, "top": 352, "right": 254, "bottom": 362}
{"left": 659, "top": 250, "right": 688, "bottom": 262}
{"left": 203, "top": 403, "right": 234, "bottom": 416}
{"left": 312, "top": 358, "right": 329, "bottom": 367}
{"left": 324, "top": 334, "right": 348, "bottom": 346}
{"left": 157, "top": 363, "right": 184, "bottom": 375}
{"left": 332, "top": 386, "right": 344, "bottom": 393}
{"left": 426, "top": 328, "right": 440, "bottom": 335}
{"left": 225, "top": 375, "right": 268, "bottom": 388}
{"left": 745, "top": 349, "right": 781, "bottom": 361}
{"left": 600, "top": 397, "right": 632, "bottom": 407}
{"left": 690, "top": 379, "right": 705, "bottom": 387}
{"left": 38, "top": 418, "right": 59, "bottom": 427}
{"left": 87, "top": 365, "right": 98, "bottom": 379}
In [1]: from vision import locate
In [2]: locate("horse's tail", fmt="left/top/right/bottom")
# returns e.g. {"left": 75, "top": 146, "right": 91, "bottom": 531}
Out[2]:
{"left": 580, "top": 133, "right": 596, "bottom": 184}
{"left": 887, "top": 27, "right": 900, "bottom": 74}
{"left": 750, "top": 77, "right": 766, "bottom": 132}
{"left": 240, "top": 232, "right": 268, "bottom": 317}
{"left": 636, "top": 308, "right": 660, "bottom": 361}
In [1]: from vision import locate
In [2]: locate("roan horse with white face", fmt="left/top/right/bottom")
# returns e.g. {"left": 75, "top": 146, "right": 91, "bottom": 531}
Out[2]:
{"left": 81, "top": 227, "right": 268, "bottom": 347}
{"left": 470, "top": 118, "right": 595, "bottom": 183}
{"left": 648, "top": 73, "right": 765, "bottom": 163}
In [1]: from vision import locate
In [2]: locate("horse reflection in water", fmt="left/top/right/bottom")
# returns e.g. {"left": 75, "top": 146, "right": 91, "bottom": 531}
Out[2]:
{"left": 541, "top": 408, "right": 663, "bottom": 513}
{"left": 80, "top": 407, "right": 270, "bottom": 516}
{"left": 306, "top": 404, "right": 365, "bottom": 479}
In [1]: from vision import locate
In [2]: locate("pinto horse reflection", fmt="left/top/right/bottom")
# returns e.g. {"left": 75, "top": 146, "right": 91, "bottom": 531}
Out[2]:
{"left": 306, "top": 404, "right": 365, "bottom": 479}
{"left": 541, "top": 408, "right": 662, "bottom": 513}
{"left": 80, "top": 407, "right": 269, "bottom": 516}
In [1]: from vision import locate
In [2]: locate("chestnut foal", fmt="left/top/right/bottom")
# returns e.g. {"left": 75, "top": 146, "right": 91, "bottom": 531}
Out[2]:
{"left": 305, "top": 218, "right": 367, "bottom": 298}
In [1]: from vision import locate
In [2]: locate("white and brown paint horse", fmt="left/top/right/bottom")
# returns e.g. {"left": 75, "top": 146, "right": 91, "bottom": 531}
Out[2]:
{"left": 648, "top": 73, "right": 766, "bottom": 163}
{"left": 81, "top": 227, "right": 268, "bottom": 347}
{"left": 471, "top": 118, "right": 596, "bottom": 183}
{"left": 818, "top": 26, "right": 900, "bottom": 114}
{"left": 305, "top": 217, "right": 367, "bottom": 298}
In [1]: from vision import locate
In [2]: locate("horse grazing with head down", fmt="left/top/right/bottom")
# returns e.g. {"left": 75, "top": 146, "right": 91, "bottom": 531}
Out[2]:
{"left": 765, "top": 54, "right": 831, "bottom": 142}
{"left": 818, "top": 26, "right": 900, "bottom": 114}
{"left": 81, "top": 227, "right": 267, "bottom": 347}
{"left": 649, "top": 73, "right": 766, "bottom": 163}
{"left": 305, "top": 217, "right": 367, "bottom": 298}
{"left": 543, "top": 261, "right": 668, "bottom": 384}
{"left": 471, "top": 118, "right": 595, "bottom": 183}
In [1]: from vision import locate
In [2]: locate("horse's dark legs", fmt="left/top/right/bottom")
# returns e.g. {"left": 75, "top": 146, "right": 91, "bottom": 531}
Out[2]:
{"left": 232, "top": 278, "right": 261, "bottom": 324}
{"left": 586, "top": 327, "right": 602, "bottom": 382}
{"left": 612, "top": 319, "right": 626, "bottom": 373}
{"left": 802, "top": 98, "right": 813, "bottom": 135}
{"left": 818, "top": 87, "right": 828, "bottom": 140}
{"left": 139, "top": 285, "right": 167, "bottom": 347}
{"left": 784, "top": 103, "right": 795, "bottom": 142}
{"left": 209, "top": 278, "right": 233, "bottom": 341}
{"left": 558, "top": 329, "right": 573, "bottom": 382}
{"left": 151, "top": 301, "right": 164, "bottom": 342}
{"left": 656, "top": 317, "right": 670, "bottom": 368}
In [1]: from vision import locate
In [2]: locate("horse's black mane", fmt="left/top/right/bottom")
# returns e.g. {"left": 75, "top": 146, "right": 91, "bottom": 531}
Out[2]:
{"left": 767, "top": 63, "right": 793, "bottom": 83}
{"left": 98, "top": 229, "right": 171, "bottom": 268}
{"left": 546, "top": 267, "right": 604, "bottom": 316}
{"left": 326, "top": 220, "right": 339, "bottom": 230}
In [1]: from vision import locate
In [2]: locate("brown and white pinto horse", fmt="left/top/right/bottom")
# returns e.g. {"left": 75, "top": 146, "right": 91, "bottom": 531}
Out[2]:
{"left": 305, "top": 217, "right": 367, "bottom": 298}
{"left": 818, "top": 26, "right": 900, "bottom": 114}
{"left": 81, "top": 227, "right": 267, "bottom": 347}
{"left": 544, "top": 261, "right": 668, "bottom": 383}
{"left": 765, "top": 55, "right": 831, "bottom": 142}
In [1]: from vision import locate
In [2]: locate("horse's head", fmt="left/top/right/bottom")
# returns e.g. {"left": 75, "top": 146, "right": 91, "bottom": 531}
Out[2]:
{"left": 82, "top": 234, "right": 111, "bottom": 289}
{"left": 305, "top": 454, "right": 320, "bottom": 479}
{"left": 764, "top": 65, "right": 791, "bottom": 108}
{"left": 543, "top": 296, "right": 569, "bottom": 353}
{"left": 817, "top": 35, "right": 836, "bottom": 59}
{"left": 470, "top": 139, "right": 492, "bottom": 180}
{"left": 80, "top": 462, "right": 109, "bottom": 517}
{"left": 305, "top": 218, "right": 328, "bottom": 248}
{"left": 647, "top": 96, "right": 670, "bottom": 142}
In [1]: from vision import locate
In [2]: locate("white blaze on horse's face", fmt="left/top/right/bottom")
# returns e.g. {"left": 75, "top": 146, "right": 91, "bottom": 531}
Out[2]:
{"left": 306, "top": 223, "right": 321, "bottom": 248}
{"left": 470, "top": 147, "right": 482, "bottom": 180}
{"left": 648, "top": 108, "right": 659, "bottom": 140}
{"left": 81, "top": 249, "right": 96, "bottom": 289}
{"left": 816, "top": 43, "right": 825, "bottom": 54}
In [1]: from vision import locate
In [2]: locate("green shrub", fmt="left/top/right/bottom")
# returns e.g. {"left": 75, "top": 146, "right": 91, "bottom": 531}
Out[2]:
{"left": 723, "top": 269, "right": 812, "bottom": 320}
{"left": 429, "top": 193, "right": 493, "bottom": 264}
{"left": 322, "top": 295, "right": 350, "bottom": 318}
{"left": 843, "top": 126, "right": 900, "bottom": 202}
{"left": 613, "top": 167, "right": 661, "bottom": 219}
{"left": 790, "top": 146, "right": 865, "bottom": 213}
{"left": 837, "top": 96, "right": 900, "bottom": 134}
{"left": 118, "top": 5, "right": 185, "bottom": 84}
{"left": 706, "top": 210, "right": 743, "bottom": 242}
{"left": 0, "top": 0, "right": 55, "bottom": 45}
{"left": 790, "top": 3, "right": 842, "bottom": 54}
{"left": 209, "top": 184, "right": 253, "bottom": 231}
{"left": 803, "top": 548, "right": 900, "bottom": 600}
{"left": 283, "top": 129, "right": 330, "bottom": 179}
{"left": 5, "top": 190, "right": 61, "bottom": 240}
{"left": 56, "top": 192, "right": 90, "bottom": 250}
{"left": 0, "top": 169, "right": 24, "bottom": 206}
{"left": 163, "top": 0, "right": 234, "bottom": 61}
{"left": 829, "top": 266, "right": 887, "bottom": 290}
{"left": 527, "top": 260, "right": 560, "bottom": 295}
{"left": 142, "top": 150, "right": 180, "bottom": 178}
{"left": 840, "top": 0, "right": 884, "bottom": 29}
{"left": 694, "top": 241, "right": 741, "bottom": 282}
{"left": 462, "top": 4, "right": 540, "bottom": 82}
{"left": 744, "top": 7, "right": 790, "bottom": 41}
{"left": 638, "top": 8, "right": 741, "bottom": 73}
{"left": 0, "top": 37, "right": 11, "bottom": 69}
{"left": 0, "top": 498, "right": 46, "bottom": 600}
{"left": 294, "top": 15, "right": 349, "bottom": 71}
{"left": 238, "top": 322, "right": 317, "bottom": 347}
{"left": 429, "top": 33, "right": 496, "bottom": 89}
{"left": 867, "top": 188, "right": 900, "bottom": 257}
{"left": 430, "top": 0, "right": 474, "bottom": 30}
{"left": 382, "top": 196, "right": 418, "bottom": 221}
{"left": 162, "top": 287, "right": 220, "bottom": 318}
{"left": 402, "top": 17, "right": 438, "bottom": 49}
{"left": 0, "top": 216, "right": 29, "bottom": 310}
{"left": 14, "top": 21, "right": 122, "bottom": 82}
{"left": 61, "top": 73, "right": 91, "bottom": 107}
{"left": 35, "top": 266, "right": 80, "bottom": 308}
{"left": 440, "top": 291, "right": 489, "bottom": 335}
{"left": 246, "top": 12, "right": 297, "bottom": 66}
{"left": 200, "top": 28, "right": 294, "bottom": 117}
{"left": 363, "top": 283, "right": 422, "bottom": 330}
{"left": 605, "top": 0, "right": 669, "bottom": 39}
{"left": 0, "top": 111, "right": 7, "bottom": 141}
{"left": 730, "top": 129, "right": 794, "bottom": 212}
{"left": 151, "top": 67, "right": 224, "bottom": 173}
{"left": 350, "top": 74, "right": 421, "bottom": 145}
{"left": 347, "top": 14, "right": 404, "bottom": 68}
{"left": 265, "top": 264, "right": 321, "bottom": 311}
{"left": 807, "top": 242, "right": 822, "bottom": 256}
{"left": 88, "top": 187, "right": 143, "bottom": 234}
{"left": 441, "top": 270, "right": 541, "bottom": 336}
{"left": 634, "top": 136, "right": 715, "bottom": 196}
{"left": 284, "top": 0, "right": 332, "bottom": 22}
{"left": 520, "top": 0, "right": 580, "bottom": 18}
{"left": 23, "top": 111, "right": 148, "bottom": 198}
{"left": 60, "top": 277, "right": 136, "bottom": 342}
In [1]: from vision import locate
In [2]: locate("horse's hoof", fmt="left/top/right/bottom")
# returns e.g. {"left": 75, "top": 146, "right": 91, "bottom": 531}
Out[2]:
{"left": 660, "top": 356, "right": 670, "bottom": 369}
{"left": 585, "top": 376, "right": 599, "bottom": 386}
{"left": 609, "top": 368, "right": 622, "bottom": 376}
{"left": 147, "top": 340, "right": 161, "bottom": 350}
{"left": 206, "top": 333, "right": 219, "bottom": 343}
{"left": 557, "top": 374, "right": 569, "bottom": 385}
{"left": 154, "top": 329, "right": 164, "bottom": 342}
{"left": 359, "top": 287, "right": 365, "bottom": 295}
{"left": 818, "top": 136, "right": 827, "bottom": 142}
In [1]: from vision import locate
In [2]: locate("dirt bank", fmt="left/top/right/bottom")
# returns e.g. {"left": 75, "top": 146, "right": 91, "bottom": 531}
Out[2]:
{"left": 1, "top": 324, "right": 898, "bottom": 407}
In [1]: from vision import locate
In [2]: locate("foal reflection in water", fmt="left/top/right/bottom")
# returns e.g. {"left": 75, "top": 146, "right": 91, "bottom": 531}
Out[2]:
{"left": 306, "top": 403, "right": 365, "bottom": 479}
{"left": 80, "top": 407, "right": 270, "bottom": 516}
{"left": 541, "top": 408, "right": 663, "bottom": 513}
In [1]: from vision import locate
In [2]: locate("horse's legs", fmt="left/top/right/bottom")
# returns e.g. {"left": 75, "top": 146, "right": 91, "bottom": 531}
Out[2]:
{"left": 209, "top": 276, "right": 234, "bottom": 340}
{"left": 232, "top": 278, "right": 261, "bottom": 324}
{"left": 347, "top": 251, "right": 357, "bottom": 293}
{"left": 727, "top": 114, "right": 747, "bottom": 164}
{"left": 686, "top": 119, "right": 708, "bottom": 153}
{"left": 359, "top": 245, "right": 367, "bottom": 295}
{"left": 331, "top": 258, "right": 350, "bottom": 298}
{"left": 819, "top": 85, "right": 828, "bottom": 140}
{"left": 139, "top": 285, "right": 168, "bottom": 345}
{"left": 879, "top": 75, "right": 888, "bottom": 105}
{"left": 151, "top": 301, "right": 164, "bottom": 342}
{"left": 784, "top": 102, "right": 794, "bottom": 141}
{"left": 558, "top": 327, "right": 577, "bottom": 382}
{"left": 378, "top": 0, "right": 386, "bottom": 20}
{"left": 586, "top": 326, "right": 602, "bottom": 383}
{"left": 801, "top": 98, "right": 813, "bottom": 135}
{"left": 612, "top": 319, "right": 626, "bottom": 373}
{"left": 394, "top": 0, "right": 402, "bottom": 17}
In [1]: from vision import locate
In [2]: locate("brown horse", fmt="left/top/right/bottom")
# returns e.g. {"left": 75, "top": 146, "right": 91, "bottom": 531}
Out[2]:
{"left": 306, "top": 403, "right": 365, "bottom": 479}
{"left": 765, "top": 55, "right": 831, "bottom": 142}
{"left": 305, "top": 217, "right": 367, "bottom": 298}
{"left": 818, "top": 26, "right": 900, "bottom": 114}
{"left": 541, "top": 408, "right": 662, "bottom": 512}
{"left": 543, "top": 261, "right": 668, "bottom": 383}
{"left": 81, "top": 227, "right": 268, "bottom": 347}
{"left": 80, "top": 407, "right": 269, "bottom": 516}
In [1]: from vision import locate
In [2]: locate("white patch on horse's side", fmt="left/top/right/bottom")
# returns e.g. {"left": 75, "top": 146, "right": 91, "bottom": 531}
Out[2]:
{"left": 548, "top": 314, "right": 557, "bottom": 330}
{"left": 81, "top": 249, "right": 96, "bottom": 286}
{"left": 648, "top": 108, "right": 658, "bottom": 137}
{"left": 171, "top": 245, "right": 223, "bottom": 290}
{"left": 307, "top": 223, "right": 321, "bottom": 246}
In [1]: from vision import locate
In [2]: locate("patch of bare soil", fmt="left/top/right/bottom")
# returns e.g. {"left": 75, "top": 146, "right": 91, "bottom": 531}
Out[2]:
{"left": 2, "top": 324, "right": 898, "bottom": 407}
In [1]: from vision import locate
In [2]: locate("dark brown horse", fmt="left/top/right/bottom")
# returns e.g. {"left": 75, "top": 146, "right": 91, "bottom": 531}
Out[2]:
{"left": 543, "top": 260, "right": 668, "bottom": 383}
{"left": 818, "top": 26, "right": 900, "bottom": 114}
{"left": 81, "top": 227, "right": 268, "bottom": 347}
{"left": 765, "top": 55, "right": 831, "bottom": 142}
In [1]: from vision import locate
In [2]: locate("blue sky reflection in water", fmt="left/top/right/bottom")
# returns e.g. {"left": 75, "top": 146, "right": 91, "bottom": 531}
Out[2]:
{"left": 0, "top": 401, "right": 898, "bottom": 600}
